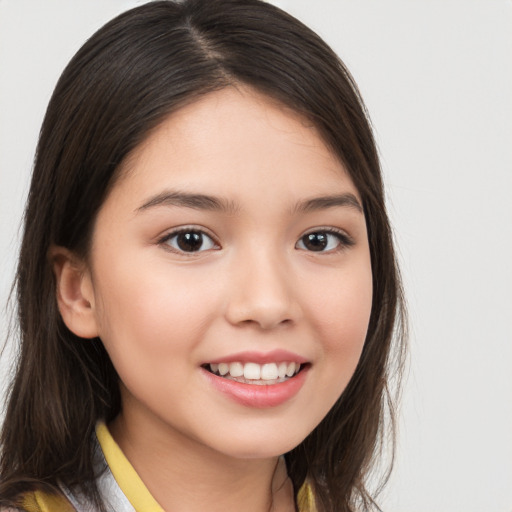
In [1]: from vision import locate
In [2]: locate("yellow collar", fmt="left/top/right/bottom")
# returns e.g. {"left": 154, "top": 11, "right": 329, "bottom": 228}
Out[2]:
{"left": 96, "top": 422, "right": 164, "bottom": 511}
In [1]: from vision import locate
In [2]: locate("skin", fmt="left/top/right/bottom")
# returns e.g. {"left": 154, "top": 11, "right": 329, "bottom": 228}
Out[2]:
{"left": 54, "top": 86, "right": 373, "bottom": 512}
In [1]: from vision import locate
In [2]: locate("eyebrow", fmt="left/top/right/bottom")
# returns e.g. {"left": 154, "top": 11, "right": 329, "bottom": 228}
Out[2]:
{"left": 136, "top": 190, "right": 363, "bottom": 215}
{"left": 136, "top": 190, "right": 240, "bottom": 215}
{"left": 293, "top": 193, "right": 363, "bottom": 214}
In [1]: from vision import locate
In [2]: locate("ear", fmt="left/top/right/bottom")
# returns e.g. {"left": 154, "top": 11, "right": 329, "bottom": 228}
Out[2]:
{"left": 49, "top": 246, "right": 99, "bottom": 339}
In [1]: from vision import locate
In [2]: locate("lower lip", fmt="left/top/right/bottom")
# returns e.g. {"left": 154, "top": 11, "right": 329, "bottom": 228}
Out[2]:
{"left": 202, "top": 367, "right": 309, "bottom": 408}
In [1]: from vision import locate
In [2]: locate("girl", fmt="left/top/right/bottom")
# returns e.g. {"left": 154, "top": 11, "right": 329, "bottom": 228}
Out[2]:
{"left": 0, "top": 1, "right": 406, "bottom": 511}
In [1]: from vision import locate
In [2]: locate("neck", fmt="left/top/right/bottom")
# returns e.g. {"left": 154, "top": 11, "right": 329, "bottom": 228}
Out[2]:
{"left": 109, "top": 411, "right": 295, "bottom": 512}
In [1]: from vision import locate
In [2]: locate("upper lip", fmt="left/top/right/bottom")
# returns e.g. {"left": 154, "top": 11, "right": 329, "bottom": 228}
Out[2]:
{"left": 204, "top": 349, "right": 309, "bottom": 365}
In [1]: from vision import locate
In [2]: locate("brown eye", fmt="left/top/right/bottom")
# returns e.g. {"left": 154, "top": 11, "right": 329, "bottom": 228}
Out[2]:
{"left": 301, "top": 233, "right": 329, "bottom": 251}
{"left": 164, "top": 230, "right": 217, "bottom": 253}
{"left": 296, "top": 230, "right": 353, "bottom": 252}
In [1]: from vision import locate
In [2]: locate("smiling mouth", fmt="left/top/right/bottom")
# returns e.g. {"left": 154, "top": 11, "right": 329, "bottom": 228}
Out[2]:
{"left": 203, "top": 361, "right": 304, "bottom": 385}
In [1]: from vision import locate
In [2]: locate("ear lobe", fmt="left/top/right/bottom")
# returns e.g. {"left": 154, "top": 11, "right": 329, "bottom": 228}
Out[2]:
{"left": 50, "top": 246, "right": 99, "bottom": 339}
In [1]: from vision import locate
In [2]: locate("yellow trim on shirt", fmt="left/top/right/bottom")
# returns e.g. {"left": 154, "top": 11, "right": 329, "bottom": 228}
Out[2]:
{"left": 21, "top": 490, "right": 74, "bottom": 512}
{"left": 297, "top": 481, "right": 317, "bottom": 512}
{"left": 95, "top": 422, "right": 165, "bottom": 512}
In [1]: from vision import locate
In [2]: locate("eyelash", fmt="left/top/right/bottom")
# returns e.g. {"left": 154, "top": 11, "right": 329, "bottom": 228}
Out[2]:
{"left": 158, "top": 227, "right": 354, "bottom": 255}
{"left": 295, "top": 228, "right": 355, "bottom": 253}
{"left": 158, "top": 227, "right": 219, "bottom": 254}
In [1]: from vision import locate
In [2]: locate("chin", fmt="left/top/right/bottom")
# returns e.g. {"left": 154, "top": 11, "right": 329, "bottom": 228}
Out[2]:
{"left": 211, "top": 430, "right": 308, "bottom": 460}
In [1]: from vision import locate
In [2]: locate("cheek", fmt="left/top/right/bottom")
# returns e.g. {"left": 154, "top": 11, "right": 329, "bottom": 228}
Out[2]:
{"left": 308, "top": 259, "right": 373, "bottom": 384}
{"left": 323, "top": 287, "right": 372, "bottom": 354}
{"left": 92, "top": 259, "right": 219, "bottom": 367}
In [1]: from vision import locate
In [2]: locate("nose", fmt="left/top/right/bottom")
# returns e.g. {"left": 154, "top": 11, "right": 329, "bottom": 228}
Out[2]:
{"left": 224, "top": 248, "right": 301, "bottom": 330}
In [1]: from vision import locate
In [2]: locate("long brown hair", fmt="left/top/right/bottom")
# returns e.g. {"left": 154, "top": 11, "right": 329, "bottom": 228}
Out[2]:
{"left": 0, "top": 1, "right": 406, "bottom": 511}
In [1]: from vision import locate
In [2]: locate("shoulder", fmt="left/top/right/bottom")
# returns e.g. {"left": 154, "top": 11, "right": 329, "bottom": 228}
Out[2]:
{"left": 17, "top": 491, "right": 75, "bottom": 512}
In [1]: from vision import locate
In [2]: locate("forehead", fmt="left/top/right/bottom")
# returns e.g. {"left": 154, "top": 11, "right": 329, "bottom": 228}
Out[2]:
{"left": 112, "top": 86, "right": 360, "bottom": 208}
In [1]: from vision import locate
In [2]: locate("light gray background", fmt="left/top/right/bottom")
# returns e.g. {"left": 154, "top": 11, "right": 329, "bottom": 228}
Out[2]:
{"left": 1, "top": 1, "right": 511, "bottom": 511}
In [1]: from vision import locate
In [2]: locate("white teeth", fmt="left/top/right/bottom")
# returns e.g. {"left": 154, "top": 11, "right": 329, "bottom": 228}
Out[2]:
{"left": 261, "top": 363, "right": 278, "bottom": 380}
{"left": 209, "top": 361, "right": 302, "bottom": 382}
{"left": 229, "top": 362, "right": 244, "bottom": 377}
{"left": 218, "top": 363, "right": 229, "bottom": 376}
{"left": 243, "top": 362, "right": 261, "bottom": 380}
{"left": 286, "top": 362, "right": 296, "bottom": 377}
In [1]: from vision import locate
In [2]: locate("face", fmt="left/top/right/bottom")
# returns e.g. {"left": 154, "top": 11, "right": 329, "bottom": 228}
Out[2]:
{"left": 81, "top": 87, "right": 372, "bottom": 459}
